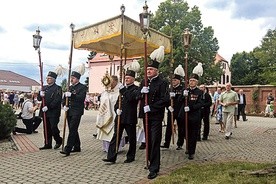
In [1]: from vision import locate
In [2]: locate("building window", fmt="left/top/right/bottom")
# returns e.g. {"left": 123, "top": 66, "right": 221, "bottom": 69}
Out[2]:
{"left": 222, "top": 75, "right": 225, "bottom": 84}
{"left": 226, "top": 75, "right": 229, "bottom": 83}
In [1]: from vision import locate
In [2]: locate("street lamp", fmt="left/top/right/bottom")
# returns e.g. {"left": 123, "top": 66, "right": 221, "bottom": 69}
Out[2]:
{"left": 182, "top": 28, "right": 192, "bottom": 153}
{"left": 33, "top": 28, "right": 42, "bottom": 50}
{"left": 139, "top": 0, "right": 150, "bottom": 169}
{"left": 33, "top": 27, "right": 48, "bottom": 145}
{"left": 139, "top": 1, "right": 150, "bottom": 36}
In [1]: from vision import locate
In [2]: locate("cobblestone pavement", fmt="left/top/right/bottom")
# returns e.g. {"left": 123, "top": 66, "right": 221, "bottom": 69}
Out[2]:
{"left": 0, "top": 110, "right": 275, "bottom": 184}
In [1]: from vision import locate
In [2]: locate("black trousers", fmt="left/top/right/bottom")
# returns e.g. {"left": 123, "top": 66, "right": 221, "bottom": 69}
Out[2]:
{"left": 107, "top": 122, "right": 136, "bottom": 161}
{"left": 145, "top": 119, "right": 162, "bottom": 173}
{"left": 237, "top": 104, "right": 246, "bottom": 121}
{"left": 44, "top": 117, "right": 62, "bottom": 146}
{"left": 65, "top": 115, "right": 82, "bottom": 152}
{"left": 198, "top": 109, "right": 210, "bottom": 139}
{"left": 183, "top": 119, "right": 201, "bottom": 155}
{"left": 15, "top": 118, "right": 33, "bottom": 134}
{"left": 14, "top": 117, "right": 41, "bottom": 134}
{"left": 164, "top": 112, "right": 184, "bottom": 147}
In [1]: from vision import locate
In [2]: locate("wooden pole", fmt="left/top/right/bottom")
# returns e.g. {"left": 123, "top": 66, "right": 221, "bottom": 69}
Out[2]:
{"left": 61, "top": 23, "right": 75, "bottom": 150}
{"left": 38, "top": 49, "right": 48, "bottom": 145}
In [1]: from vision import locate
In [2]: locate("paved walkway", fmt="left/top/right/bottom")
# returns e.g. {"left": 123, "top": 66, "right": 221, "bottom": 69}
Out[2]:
{"left": 0, "top": 110, "right": 276, "bottom": 184}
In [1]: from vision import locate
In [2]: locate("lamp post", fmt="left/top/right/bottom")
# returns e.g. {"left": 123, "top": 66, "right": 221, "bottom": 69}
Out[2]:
{"left": 182, "top": 28, "right": 192, "bottom": 153}
{"left": 33, "top": 27, "right": 48, "bottom": 145}
{"left": 139, "top": 0, "right": 150, "bottom": 168}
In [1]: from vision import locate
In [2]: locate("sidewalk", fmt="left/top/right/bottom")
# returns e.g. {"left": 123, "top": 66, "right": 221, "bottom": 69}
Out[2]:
{"left": 0, "top": 110, "right": 275, "bottom": 183}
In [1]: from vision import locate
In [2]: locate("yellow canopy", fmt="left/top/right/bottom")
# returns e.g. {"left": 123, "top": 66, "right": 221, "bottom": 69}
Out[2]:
{"left": 73, "top": 15, "right": 171, "bottom": 57}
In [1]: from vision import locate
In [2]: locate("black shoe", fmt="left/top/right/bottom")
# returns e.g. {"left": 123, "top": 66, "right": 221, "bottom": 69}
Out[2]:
{"left": 71, "top": 148, "right": 81, "bottom": 152}
{"left": 202, "top": 137, "right": 208, "bottom": 141}
{"left": 148, "top": 172, "right": 158, "bottom": 179}
{"left": 32, "top": 130, "right": 38, "bottom": 133}
{"left": 124, "top": 159, "right": 134, "bottom": 163}
{"left": 93, "top": 133, "right": 97, "bottom": 138}
{"left": 102, "top": 158, "right": 116, "bottom": 164}
{"left": 243, "top": 119, "right": 248, "bottom": 121}
{"left": 54, "top": 143, "right": 62, "bottom": 149}
{"left": 225, "top": 136, "right": 230, "bottom": 140}
{"left": 39, "top": 145, "right": 52, "bottom": 150}
{"left": 160, "top": 145, "right": 169, "bottom": 148}
{"left": 188, "top": 154, "right": 194, "bottom": 160}
{"left": 139, "top": 143, "right": 146, "bottom": 150}
{"left": 12, "top": 130, "right": 17, "bottom": 135}
{"left": 176, "top": 146, "right": 183, "bottom": 150}
{"left": 185, "top": 150, "right": 189, "bottom": 154}
{"left": 60, "top": 150, "right": 70, "bottom": 156}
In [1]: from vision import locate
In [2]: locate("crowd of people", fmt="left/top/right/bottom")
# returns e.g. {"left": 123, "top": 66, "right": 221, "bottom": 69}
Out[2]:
{"left": 2, "top": 46, "right": 275, "bottom": 180}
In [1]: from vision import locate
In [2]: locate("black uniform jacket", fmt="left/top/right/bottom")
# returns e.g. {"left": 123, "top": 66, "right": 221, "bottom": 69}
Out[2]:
{"left": 201, "top": 92, "right": 212, "bottom": 113}
{"left": 168, "top": 84, "right": 183, "bottom": 118}
{"left": 63, "top": 82, "right": 87, "bottom": 116}
{"left": 38, "top": 83, "right": 62, "bottom": 118}
{"left": 114, "top": 84, "right": 139, "bottom": 125}
{"left": 178, "top": 87, "right": 204, "bottom": 122}
{"left": 138, "top": 75, "right": 170, "bottom": 121}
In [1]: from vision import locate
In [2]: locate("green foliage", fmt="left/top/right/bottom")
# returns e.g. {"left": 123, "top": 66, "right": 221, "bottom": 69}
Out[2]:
{"left": 149, "top": 0, "right": 220, "bottom": 85}
{"left": 0, "top": 104, "right": 17, "bottom": 140}
{"left": 154, "top": 162, "right": 276, "bottom": 184}
{"left": 60, "top": 78, "right": 67, "bottom": 92}
{"left": 231, "top": 29, "right": 276, "bottom": 85}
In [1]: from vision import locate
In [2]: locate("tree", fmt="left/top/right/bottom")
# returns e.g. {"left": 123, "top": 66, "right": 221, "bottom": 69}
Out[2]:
{"left": 253, "top": 29, "right": 276, "bottom": 85}
{"left": 230, "top": 28, "right": 276, "bottom": 85}
{"left": 149, "top": 0, "right": 221, "bottom": 84}
{"left": 60, "top": 78, "right": 67, "bottom": 92}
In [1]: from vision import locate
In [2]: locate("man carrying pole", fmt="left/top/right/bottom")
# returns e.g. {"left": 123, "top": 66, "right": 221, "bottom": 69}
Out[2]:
{"left": 60, "top": 67, "right": 87, "bottom": 156}
{"left": 102, "top": 60, "right": 140, "bottom": 164}
{"left": 161, "top": 65, "right": 185, "bottom": 150}
{"left": 38, "top": 71, "right": 63, "bottom": 150}
{"left": 178, "top": 73, "right": 203, "bottom": 160}
{"left": 139, "top": 46, "right": 170, "bottom": 179}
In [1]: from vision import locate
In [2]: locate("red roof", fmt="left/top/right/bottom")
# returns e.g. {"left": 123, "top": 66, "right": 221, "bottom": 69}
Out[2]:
{"left": 0, "top": 70, "right": 39, "bottom": 87}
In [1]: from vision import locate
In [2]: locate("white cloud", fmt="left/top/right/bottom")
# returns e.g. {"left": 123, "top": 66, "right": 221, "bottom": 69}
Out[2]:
{"left": 0, "top": 0, "right": 275, "bottom": 83}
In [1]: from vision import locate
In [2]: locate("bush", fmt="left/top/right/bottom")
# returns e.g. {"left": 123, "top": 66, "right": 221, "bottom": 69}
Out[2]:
{"left": 0, "top": 104, "right": 17, "bottom": 140}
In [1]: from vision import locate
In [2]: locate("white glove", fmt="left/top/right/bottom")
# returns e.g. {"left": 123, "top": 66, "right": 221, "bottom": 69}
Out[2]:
{"left": 63, "top": 106, "right": 69, "bottom": 112}
{"left": 170, "top": 92, "right": 176, "bottom": 98}
{"left": 116, "top": 109, "right": 122, "bottom": 115}
{"left": 143, "top": 105, "right": 150, "bottom": 113}
{"left": 168, "top": 106, "right": 174, "bottom": 112}
{"left": 183, "top": 90, "right": 189, "bottom": 97}
{"left": 40, "top": 91, "right": 45, "bottom": 97}
{"left": 118, "top": 83, "right": 124, "bottom": 90}
{"left": 184, "top": 106, "right": 190, "bottom": 112}
{"left": 42, "top": 106, "right": 48, "bottom": 112}
{"left": 65, "top": 92, "right": 72, "bottom": 97}
{"left": 141, "top": 86, "right": 149, "bottom": 94}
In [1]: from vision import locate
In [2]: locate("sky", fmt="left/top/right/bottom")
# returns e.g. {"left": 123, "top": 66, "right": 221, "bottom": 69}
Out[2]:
{"left": 0, "top": 0, "right": 276, "bottom": 84}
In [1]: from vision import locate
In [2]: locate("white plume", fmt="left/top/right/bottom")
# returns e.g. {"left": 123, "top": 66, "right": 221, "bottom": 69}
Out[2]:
{"left": 73, "top": 63, "right": 86, "bottom": 75}
{"left": 54, "top": 64, "right": 67, "bottom": 77}
{"left": 129, "top": 60, "right": 140, "bottom": 72}
{"left": 174, "top": 64, "right": 185, "bottom": 77}
{"left": 149, "top": 46, "right": 165, "bottom": 63}
{"left": 192, "top": 62, "right": 203, "bottom": 77}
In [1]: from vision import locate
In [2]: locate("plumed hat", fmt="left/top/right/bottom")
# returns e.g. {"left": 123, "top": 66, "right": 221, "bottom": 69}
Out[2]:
{"left": 172, "top": 64, "right": 185, "bottom": 80}
{"left": 125, "top": 60, "right": 140, "bottom": 78}
{"left": 71, "top": 63, "right": 86, "bottom": 79}
{"left": 192, "top": 62, "right": 203, "bottom": 77}
{"left": 189, "top": 73, "right": 199, "bottom": 80}
{"left": 47, "top": 71, "right": 57, "bottom": 79}
{"left": 148, "top": 46, "right": 165, "bottom": 69}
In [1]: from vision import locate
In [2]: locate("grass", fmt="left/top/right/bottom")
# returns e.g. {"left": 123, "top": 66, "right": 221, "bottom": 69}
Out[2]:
{"left": 154, "top": 161, "right": 276, "bottom": 184}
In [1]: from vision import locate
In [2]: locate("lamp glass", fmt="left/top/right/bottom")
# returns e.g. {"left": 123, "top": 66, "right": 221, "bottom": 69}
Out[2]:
{"left": 183, "top": 28, "right": 192, "bottom": 48}
{"left": 33, "top": 29, "right": 42, "bottom": 50}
